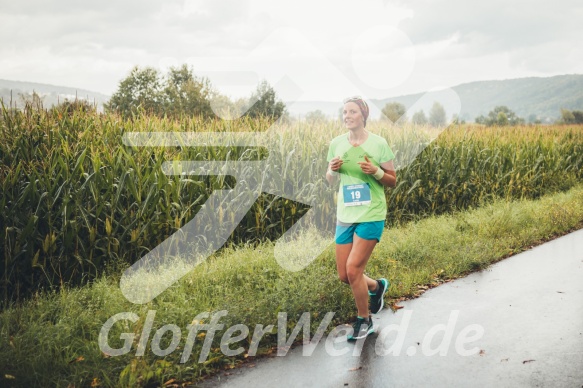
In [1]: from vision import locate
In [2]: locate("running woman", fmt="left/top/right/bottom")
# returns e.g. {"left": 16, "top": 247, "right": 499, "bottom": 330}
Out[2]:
{"left": 326, "top": 96, "right": 397, "bottom": 340}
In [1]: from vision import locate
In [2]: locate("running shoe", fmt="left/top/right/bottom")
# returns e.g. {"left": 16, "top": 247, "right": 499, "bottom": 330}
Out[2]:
{"left": 348, "top": 316, "right": 374, "bottom": 341}
{"left": 369, "top": 278, "right": 389, "bottom": 314}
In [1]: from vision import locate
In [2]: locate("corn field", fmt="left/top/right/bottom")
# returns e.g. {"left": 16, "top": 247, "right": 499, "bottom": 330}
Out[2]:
{"left": 1, "top": 103, "right": 583, "bottom": 304}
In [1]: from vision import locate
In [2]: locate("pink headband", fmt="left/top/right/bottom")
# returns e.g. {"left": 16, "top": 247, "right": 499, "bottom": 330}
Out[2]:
{"left": 343, "top": 96, "right": 370, "bottom": 127}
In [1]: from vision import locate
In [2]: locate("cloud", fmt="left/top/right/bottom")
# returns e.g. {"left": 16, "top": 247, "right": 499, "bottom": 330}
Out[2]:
{"left": 0, "top": 0, "right": 274, "bottom": 92}
{"left": 0, "top": 0, "right": 165, "bottom": 18}
{"left": 399, "top": 0, "right": 583, "bottom": 54}
{"left": 0, "top": 0, "right": 581, "bottom": 98}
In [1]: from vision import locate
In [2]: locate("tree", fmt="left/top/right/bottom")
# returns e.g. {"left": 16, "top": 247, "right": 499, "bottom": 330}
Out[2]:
{"left": 489, "top": 106, "right": 523, "bottom": 126}
{"left": 210, "top": 94, "right": 243, "bottom": 119}
{"left": 411, "top": 110, "right": 427, "bottom": 125}
{"left": 560, "top": 108, "right": 583, "bottom": 124}
{"left": 163, "top": 65, "right": 215, "bottom": 118}
{"left": 496, "top": 111, "right": 508, "bottom": 126}
{"left": 53, "top": 98, "right": 96, "bottom": 116}
{"left": 429, "top": 102, "right": 446, "bottom": 127}
{"left": 105, "top": 66, "right": 163, "bottom": 117}
{"left": 305, "top": 110, "right": 327, "bottom": 122}
{"left": 490, "top": 106, "right": 523, "bottom": 126}
{"left": 381, "top": 102, "right": 407, "bottom": 123}
{"left": 475, "top": 106, "right": 524, "bottom": 126}
{"left": 561, "top": 109, "right": 575, "bottom": 123}
{"left": 244, "top": 80, "right": 287, "bottom": 120}
{"left": 105, "top": 65, "right": 217, "bottom": 118}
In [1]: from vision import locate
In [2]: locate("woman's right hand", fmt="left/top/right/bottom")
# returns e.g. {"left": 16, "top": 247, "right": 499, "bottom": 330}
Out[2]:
{"left": 329, "top": 156, "right": 343, "bottom": 172}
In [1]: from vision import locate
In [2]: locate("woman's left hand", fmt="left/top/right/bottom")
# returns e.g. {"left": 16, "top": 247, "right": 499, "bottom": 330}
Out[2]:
{"left": 357, "top": 155, "right": 379, "bottom": 175}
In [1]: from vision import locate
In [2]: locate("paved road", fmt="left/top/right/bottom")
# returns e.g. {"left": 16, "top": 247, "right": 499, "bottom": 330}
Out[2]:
{"left": 197, "top": 229, "right": 583, "bottom": 388}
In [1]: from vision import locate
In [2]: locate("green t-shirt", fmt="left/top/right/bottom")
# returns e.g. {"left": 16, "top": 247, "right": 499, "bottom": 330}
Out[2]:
{"left": 327, "top": 132, "right": 395, "bottom": 223}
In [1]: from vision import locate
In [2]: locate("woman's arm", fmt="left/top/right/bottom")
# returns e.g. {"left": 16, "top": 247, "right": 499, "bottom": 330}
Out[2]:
{"left": 377, "top": 160, "right": 397, "bottom": 188}
{"left": 358, "top": 158, "right": 397, "bottom": 188}
{"left": 326, "top": 170, "right": 338, "bottom": 185}
{"left": 326, "top": 156, "right": 343, "bottom": 185}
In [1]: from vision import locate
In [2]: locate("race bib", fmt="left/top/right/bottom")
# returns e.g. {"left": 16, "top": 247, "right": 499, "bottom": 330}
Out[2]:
{"left": 343, "top": 183, "right": 371, "bottom": 206}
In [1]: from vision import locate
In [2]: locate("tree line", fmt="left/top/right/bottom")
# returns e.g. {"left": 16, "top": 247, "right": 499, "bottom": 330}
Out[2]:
{"left": 560, "top": 108, "right": 583, "bottom": 124}
{"left": 380, "top": 101, "right": 448, "bottom": 126}
{"left": 8, "top": 68, "right": 583, "bottom": 127}
{"left": 105, "top": 64, "right": 286, "bottom": 120}
{"left": 375, "top": 103, "right": 583, "bottom": 127}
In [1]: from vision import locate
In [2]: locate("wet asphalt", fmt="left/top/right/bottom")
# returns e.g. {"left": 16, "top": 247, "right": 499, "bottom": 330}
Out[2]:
{"left": 196, "top": 228, "right": 583, "bottom": 388}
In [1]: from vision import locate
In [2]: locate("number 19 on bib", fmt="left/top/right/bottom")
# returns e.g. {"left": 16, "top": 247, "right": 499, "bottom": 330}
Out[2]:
{"left": 343, "top": 183, "right": 371, "bottom": 206}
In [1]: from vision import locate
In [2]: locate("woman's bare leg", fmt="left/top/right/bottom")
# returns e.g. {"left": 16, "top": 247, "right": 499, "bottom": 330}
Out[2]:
{"left": 344, "top": 235, "right": 379, "bottom": 317}
{"left": 336, "top": 242, "right": 378, "bottom": 291}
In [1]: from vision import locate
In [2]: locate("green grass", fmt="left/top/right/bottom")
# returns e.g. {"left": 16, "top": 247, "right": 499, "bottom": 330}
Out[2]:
{"left": 1, "top": 182, "right": 583, "bottom": 387}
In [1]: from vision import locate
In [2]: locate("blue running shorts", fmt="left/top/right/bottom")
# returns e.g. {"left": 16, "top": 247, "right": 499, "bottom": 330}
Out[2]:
{"left": 335, "top": 221, "right": 385, "bottom": 244}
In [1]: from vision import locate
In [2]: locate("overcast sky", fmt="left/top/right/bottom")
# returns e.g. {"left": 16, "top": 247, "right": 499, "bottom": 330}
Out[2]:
{"left": 1, "top": 0, "right": 582, "bottom": 101}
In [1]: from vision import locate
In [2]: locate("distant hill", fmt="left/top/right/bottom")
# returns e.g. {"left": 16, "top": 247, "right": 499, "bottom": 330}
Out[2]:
{"left": 0, "top": 79, "right": 109, "bottom": 111}
{"left": 2, "top": 74, "right": 582, "bottom": 122}
{"left": 288, "top": 74, "right": 583, "bottom": 123}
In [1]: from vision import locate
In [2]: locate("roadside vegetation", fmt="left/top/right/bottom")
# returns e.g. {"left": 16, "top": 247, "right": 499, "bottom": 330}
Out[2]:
{"left": 1, "top": 182, "right": 582, "bottom": 387}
